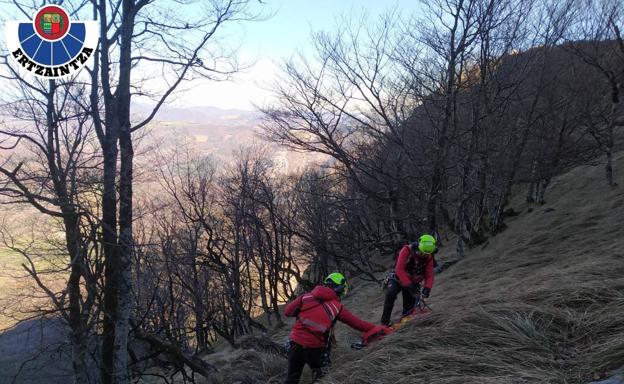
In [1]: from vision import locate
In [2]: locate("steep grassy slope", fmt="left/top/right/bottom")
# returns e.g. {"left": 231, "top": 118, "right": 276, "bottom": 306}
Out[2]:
{"left": 154, "top": 151, "right": 624, "bottom": 384}
{"left": 321, "top": 152, "right": 624, "bottom": 384}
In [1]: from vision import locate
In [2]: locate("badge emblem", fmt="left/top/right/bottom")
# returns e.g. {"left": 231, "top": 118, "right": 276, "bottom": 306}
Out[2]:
{"left": 5, "top": 5, "right": 98, "bottom": 79}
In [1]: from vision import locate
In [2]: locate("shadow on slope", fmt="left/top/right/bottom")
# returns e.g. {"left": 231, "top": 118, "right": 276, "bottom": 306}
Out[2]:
{"left": 0, "top": 317, "right": 75, "bottom": 384}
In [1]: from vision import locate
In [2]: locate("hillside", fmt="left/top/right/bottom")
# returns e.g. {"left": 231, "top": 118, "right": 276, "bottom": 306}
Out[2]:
{"left": 133, "top": 104, "right": 326, "bottom": 174}
{"left": 0, "top": 318, "right": 74, "bottom": 384}
{"left": 202, "top": 150, "right": 624, "bottom": 384}
{"left": 5, "top": 138, "right": 620, "bottom": 384}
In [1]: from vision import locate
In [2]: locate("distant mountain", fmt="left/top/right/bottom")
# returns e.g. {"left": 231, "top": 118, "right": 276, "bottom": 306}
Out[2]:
{"left": 133, "top": 103, "right": 327, "bottom": 174}
{"left": 132, "top": 103, "right": 263, "bottom": 126}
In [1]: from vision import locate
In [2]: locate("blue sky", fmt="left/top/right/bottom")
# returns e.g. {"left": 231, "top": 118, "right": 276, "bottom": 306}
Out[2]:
{"left": 0, "top": 0, "right": 423, "bottom": 110}
{"left": 242, "top": 0, "right": 421, "bottom": 59}
{"left": 179, "top": 0, "right": 423, "bottom": 110}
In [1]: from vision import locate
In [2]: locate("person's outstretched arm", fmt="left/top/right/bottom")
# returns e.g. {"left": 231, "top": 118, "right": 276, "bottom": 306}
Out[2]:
{"left": 337, "top": 307, "right": 376, "bottom": 332}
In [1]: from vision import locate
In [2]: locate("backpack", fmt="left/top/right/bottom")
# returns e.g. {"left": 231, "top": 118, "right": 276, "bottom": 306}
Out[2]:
{"left": 296, "top": 294, "right": 342, "bottom": 347}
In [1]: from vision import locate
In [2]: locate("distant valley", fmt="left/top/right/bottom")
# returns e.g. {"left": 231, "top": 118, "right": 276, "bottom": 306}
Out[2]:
{"left": 133, "top": 104, "right": 324, "bottom": 174}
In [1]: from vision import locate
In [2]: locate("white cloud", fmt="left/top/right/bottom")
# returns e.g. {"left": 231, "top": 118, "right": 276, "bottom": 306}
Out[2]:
{"left": 171, "top": 58, "right": 279, "bottom": 111}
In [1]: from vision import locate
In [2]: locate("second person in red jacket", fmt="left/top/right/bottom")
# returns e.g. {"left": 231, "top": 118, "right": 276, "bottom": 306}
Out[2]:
{"left": 380, "top": 234, "right": 436, "bottom": 326}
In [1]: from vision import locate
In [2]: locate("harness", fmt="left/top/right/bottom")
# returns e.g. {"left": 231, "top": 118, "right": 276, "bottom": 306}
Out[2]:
{"left": 406, "top": 250, "right": 425, "bottom": 276}
{"left": 405, "top": 244, "right": 437, "bottom": 276}
{"left": 296, "top": 294, "right": 342, "bottom": 347}
{"left": 384, "top": 245, "right": 434, "bottom": 289}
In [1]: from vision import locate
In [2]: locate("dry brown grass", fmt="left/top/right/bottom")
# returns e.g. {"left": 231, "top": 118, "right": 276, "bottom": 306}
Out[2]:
{"left": 154, "top": 151, "right": 624, "bottom": 383}
{"left": 0, "top": 211, "right": 66, "bottom": 330}
{"left": 147, "top": 344, "right": 285, "bottom": 384}
{"left": 202, "top": 348, "right": 286, "bottom": 384}
{"left": 318, "top": 152, "right": 624, "bottom": 384}
{"left": 324, "top": 288, "right": 624, "bottom": 384}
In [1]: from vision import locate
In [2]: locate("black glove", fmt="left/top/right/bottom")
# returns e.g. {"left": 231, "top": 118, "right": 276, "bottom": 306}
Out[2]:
{"left": 407, "top": 283, "right": 420, "bottom": 297}
{"left": 421, "top": 287, "right": 431, "bottom": 298}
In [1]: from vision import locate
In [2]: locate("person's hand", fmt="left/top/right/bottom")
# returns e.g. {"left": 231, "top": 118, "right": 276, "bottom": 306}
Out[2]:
{"left": 421, "top": 287, "right": 431, "bottom": 298}
{"left": 381, "top": 325, "right": 393, "bottom": 334}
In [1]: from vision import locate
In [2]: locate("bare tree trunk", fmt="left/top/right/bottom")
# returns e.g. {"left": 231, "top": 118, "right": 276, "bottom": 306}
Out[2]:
{"left": 101, "top": 133, "right": 120, "bottom": 383}
{"left": 526, "top": 160, "right": 538, "bottom": 203}
{"left": 114, "top": 125, "right": 133, "bottom": 383}
{"left": 45, "top": 80, "right": 94, "bottom": 383}
{"left": 98, "top": 0, "right": 122, "bottom": 378}
{"left": 101, "top": 0, "right": 135, "bottom": 381}
{"left": 65, "top": 216, "right": 91, "bottom": 384}
{"left": 537, "top": 178, "right": 550, "bottom": 205}
{"left": 491, "top": 117, "right": 530, "bottom": 233}
{"left": 456, "top": 135, "right": 478, "bottom": 259}
{"left": 606, "top": 103, "right": 617, "bottom": 186}
{"left": 70, "top": 320, "right": 90, "bottom": 384}
{"left": 606, "top": 143, "right": 615, "bottom": 186}
{"left": 471, "top": 147, "right": 490, "bottom": 241}
{"left": 192, "top": 258, "right": 208, "bottom": 351}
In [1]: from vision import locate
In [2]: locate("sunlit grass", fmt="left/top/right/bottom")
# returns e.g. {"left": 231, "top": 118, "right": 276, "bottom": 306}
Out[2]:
{"left": 0, "top": 243, "right": 68, "bottom": 330}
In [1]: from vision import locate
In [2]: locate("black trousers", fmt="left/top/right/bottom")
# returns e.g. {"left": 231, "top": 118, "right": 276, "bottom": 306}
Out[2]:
{"left": 380, "top": 278, "right": 417, "bottom": 325}
{"left": 284, "top": 341, "right": 328, "bottom": 384}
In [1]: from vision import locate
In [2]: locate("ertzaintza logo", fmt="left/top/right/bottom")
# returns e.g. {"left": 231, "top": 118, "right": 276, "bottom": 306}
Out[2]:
{"left": 5, "top": 5, "right": 98, "bottom": 79}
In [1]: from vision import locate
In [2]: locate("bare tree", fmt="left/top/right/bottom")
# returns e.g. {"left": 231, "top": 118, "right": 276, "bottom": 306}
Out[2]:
{"left": 0, "top": 0, "right": 262, "bottom": 382}
{"left": 0, "top": 75, "right": 101, "bottom": 381}
{"left": 564, "top": 0, "right": 624, "bottom": 186}
{"left": 89, "top": 1, "right": 261, "bottom": 381}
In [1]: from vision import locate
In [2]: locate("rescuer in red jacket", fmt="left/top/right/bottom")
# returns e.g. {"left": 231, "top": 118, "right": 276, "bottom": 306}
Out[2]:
{"left": 380, "top": 234, "right": 436, "bottom": 326}
{"left": 283, "top": 272, "right": 385, "bottom": 383}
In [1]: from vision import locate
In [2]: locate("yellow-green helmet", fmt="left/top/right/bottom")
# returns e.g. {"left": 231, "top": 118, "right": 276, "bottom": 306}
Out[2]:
{"left": 418, "top": 234, "right": 437, "bottom": 254}
{"left": 324, "top": 272, "right": 349, "bottom": 297}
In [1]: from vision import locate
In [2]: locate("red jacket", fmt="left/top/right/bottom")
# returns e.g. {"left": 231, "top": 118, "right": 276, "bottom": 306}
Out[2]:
{"left": 284, "top": 285, "right": 376, "bottom": 348}
{"left": 395, "top": 245, "right": 435, "bottom": 289}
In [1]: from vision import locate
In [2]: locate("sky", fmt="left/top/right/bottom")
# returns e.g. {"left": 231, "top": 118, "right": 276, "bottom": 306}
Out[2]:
{"left": 178, "top": 0, "right": 423, "bottom": 110}
{"left": 0, "top": 0, "right": 422, "bottom": 111}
